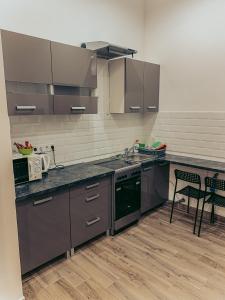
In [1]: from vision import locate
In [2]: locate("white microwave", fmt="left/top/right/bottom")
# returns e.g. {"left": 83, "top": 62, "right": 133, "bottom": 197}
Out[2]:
{"left": 13, "top": 154, "right": 42, "bottom": 185}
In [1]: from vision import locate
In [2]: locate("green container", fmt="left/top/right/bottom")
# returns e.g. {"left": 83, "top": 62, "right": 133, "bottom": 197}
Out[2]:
{"left": 138, "top": 143, "right": 146, "bottom": 149}
{"left": 18, "top": 148, "right": 33, "bottom": 155}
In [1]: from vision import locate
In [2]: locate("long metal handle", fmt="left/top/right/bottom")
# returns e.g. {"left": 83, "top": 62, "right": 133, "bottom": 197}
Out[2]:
{"left": 71, "top": 106, "right": 86, "bottom": 111}
{"left": 33, "top": 196, "right": 53, "bottom": 206}
{"left": 86, "top": 194, "right": 100, "bottom": 202}
{"left": 86, "top": 217, "right": 101, "bottom": 227}
{"left": 147, "top": 106, "right": 157, "bottom": 109}
{"left": 116, "top": 187, "right": 122, "bottom": 192}
{"left": 136, "top": 181, "right": 141, "bottom": 185}
{"left": 130, "top": 106, "right": 141, "bottom": 110}
{"left": 143, "top": 166, "right": 153, "bottom": 172}
{"left": 16, "top": 105, "right": 37, "bottom": 111}
{"left": 86, "top": 182, "right": 100, "bottom": 190}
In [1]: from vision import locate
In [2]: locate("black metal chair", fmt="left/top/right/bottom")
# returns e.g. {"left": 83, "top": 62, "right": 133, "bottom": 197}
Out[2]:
{"left": 198, "top": 177, "right": 225, "bottom": 237}
{"left": 170, "top": 169, "right": 207, "bottom": 234}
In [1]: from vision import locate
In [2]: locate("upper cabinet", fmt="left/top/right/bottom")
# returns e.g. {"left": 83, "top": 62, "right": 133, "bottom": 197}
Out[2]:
{"left": 51, "top": 42, "right": 97, "bottom": 88}
{"left": 109, "top": 58, "right": 144, "bottom": 113}
{"left": 144, "top": 62, "right": 160, "bottom": 112}
{"left": 109, "top": 58, "right": 160, "bottom": 114}
{"left": 1, "top": 30, "right": 52, "bottom": 84}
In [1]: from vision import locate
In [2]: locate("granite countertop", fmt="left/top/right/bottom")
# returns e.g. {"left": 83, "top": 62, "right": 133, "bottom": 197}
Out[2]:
{"left": 15, "top": 163, "right": 114, "bottom": 202}
{"left": 15, "top": 153, "right": 225, "bottom": 202}
{"left": 166, "top": 154, "right": 225, "bottom": 173}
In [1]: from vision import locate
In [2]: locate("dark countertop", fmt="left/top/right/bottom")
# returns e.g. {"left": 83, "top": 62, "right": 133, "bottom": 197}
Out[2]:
{"left": 15, "top": 163, "right": 114, "bottom": 202}
{"left": 165, "top": 154, "right": 225, "bottom": 173}
{"left": 15, "top": 153, "right": 225, "bottom": 202}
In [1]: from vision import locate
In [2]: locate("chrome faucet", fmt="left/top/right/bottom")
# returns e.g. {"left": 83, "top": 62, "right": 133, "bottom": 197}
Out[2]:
{"left": 124, "top": 145, "right": 135, "bottom": 158}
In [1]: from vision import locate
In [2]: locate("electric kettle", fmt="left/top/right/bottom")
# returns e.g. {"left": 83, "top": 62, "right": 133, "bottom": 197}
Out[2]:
{"left": 38, "top": 153, "right": 51, "bottom": 173}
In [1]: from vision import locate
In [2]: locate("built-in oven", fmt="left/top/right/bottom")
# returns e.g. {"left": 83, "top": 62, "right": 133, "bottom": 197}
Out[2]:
{"left": 113, "top": 166, "right": 141, "bottom": 233}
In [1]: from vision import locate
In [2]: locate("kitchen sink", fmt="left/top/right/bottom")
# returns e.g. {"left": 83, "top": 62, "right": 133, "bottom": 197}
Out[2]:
{"left": 125, "top": 153, "right": 153, "bottom": 163}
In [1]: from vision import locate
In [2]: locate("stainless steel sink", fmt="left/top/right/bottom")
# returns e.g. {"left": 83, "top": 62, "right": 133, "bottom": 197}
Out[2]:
{"left": 125, "top": 153, "right": 153, "bottom": 163}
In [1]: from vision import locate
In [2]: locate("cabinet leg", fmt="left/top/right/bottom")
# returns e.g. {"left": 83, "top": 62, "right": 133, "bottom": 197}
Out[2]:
{"left": 65, "top": 251, "right": 70, "bottom": 259}
{"left": 106, "top": 229, "right": 111, "bottom": 237}
{"left": 70, "top": 248, "right": 75, "bottom": 256}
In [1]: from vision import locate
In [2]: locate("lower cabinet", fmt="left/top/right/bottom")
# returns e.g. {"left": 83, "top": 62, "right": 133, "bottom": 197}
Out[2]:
{"left": 141, "top": 161, "right": 170, "bottom": 214}
{"left": 16, "top": 190, "right": 70, "bottom": 275}
{"left": 70, "top": 176, "right": 111, "bottom": 248}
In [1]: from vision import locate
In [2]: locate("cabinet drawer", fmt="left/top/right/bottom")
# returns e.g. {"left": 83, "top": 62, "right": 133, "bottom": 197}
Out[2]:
{"left": 16, "top": 190, "right": 70, "bottom": 274}
{"left": 7, "top": 93, "right": 53, "bottom": 115}
{"left": 70, "top": 200, "right": 109, "bottom": 248}
{"left": 71, "top": 185, "right": 110, "bottom": 217}
{"left": 70, "top": 176, "right": 111, "bottom": 198}
{"left": 54, "top": 95, "right": 97, "bottom": 114}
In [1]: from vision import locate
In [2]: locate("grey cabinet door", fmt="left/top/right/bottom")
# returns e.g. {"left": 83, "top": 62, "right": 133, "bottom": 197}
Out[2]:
{"left": 70, "top": 177, "right": 111, "bottom": 248}
{"left": 141, "top": 164, "right": 155, "bottom": 214}
{"left": 7, "top": 94, "right": 53, "bottom": 115}
{"left": 54, "top": 95, "right": 97, "bottom": 114}
{"left": 16, "top": 190, "right": 70, "bottom": 275}
{"left": 51, "top": 42, "right": 97, "bottom": 88}
{"left": 144, "top": 62, "right": 160, "bottom": 112}
{"left": 125, "top": 58, "right": 144, "bottom": 113}
{"left": 1, "top": 30, "right": 52, "bottom": 83}
{"left": 154, "top": 161, "right": 170, "bottom": 206}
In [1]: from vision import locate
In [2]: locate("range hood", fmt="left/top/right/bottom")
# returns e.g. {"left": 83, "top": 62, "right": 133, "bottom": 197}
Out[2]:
{"left": 81, "top": 41, "right": 137, "bottom": 60}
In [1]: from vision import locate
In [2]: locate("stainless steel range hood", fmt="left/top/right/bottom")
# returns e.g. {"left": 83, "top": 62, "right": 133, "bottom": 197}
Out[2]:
{"left": 81, "top": 41, "right": 137, "bottom": 60}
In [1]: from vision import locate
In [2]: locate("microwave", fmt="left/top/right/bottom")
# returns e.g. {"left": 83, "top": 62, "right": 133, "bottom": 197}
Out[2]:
{"left": 13, "top": 155, "right": 42, "bottom": 185}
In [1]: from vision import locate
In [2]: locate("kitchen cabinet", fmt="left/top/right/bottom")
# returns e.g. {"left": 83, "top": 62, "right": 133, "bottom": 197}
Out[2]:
{"left": 7, "top": 94, "right": 53, "bottom": 116}
{"left": 141, "top": 160, "right": 169, "bottom": 214}
{"left": 51, "top": 41, "right": 97, "bottom": 88}
{"left": 16, "top": 190, "right": 70, "bottom": 275}
{"left": 144, "top": 62, "right": 160, "bottom": 112}
{"left": 109, "top": 58, "right": 160, "bottom": 114}
{"left": 109, "top": 58, "right": 144, "bottom": 113}
{"left": 1, "top": 30, "right": 52, "bottom": 84}
{"left": 70, "top": 176, "right": 111, "bottom": 248}
{"left": 54, "top": 95, "right": 97, "bottom": 114}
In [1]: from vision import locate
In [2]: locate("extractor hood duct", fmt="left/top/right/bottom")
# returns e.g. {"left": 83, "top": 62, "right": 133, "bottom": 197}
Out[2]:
{"left": 81, "top": 41, "right": 137, "bottom": 60}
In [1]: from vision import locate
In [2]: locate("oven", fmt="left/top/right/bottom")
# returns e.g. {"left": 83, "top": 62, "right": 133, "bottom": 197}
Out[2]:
{"left": 113, "top": 167, "right": 141, "bottom": 233}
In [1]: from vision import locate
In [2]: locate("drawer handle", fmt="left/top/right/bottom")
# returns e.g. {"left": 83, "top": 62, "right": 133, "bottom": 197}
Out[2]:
{"left": 143, "top": 167, "right": 153, "bottom": 172}
{"left": 130, "top": 106, "right": 141, "bottom": 110}
{"left": 33, "top": 196, "right": 53, "bottom": 206}
{"left": 147, "top": 106, "right": 157, "bottom": 109}
{"left": 116, "top": 187, "right": 122, "bottom": 192}
{"left": 86, "top": 194, "right": 100, "bottom": 202}
{"left": 71, "top": 106, "right": 86, "bottom": 111}
{"left": 86, "top": 182, "right": 100, "bottom": 190}
{"left": 16, "top": 105, "right": 37, "bottom": 111}
{"left": 86, "top": 217, "right": 101, "bottom": 227}
{"left": 158, "top": 162, "right": 169, "bottom": 167}
{"left": 136, "top": 181, "right": 141, "bottom": 185}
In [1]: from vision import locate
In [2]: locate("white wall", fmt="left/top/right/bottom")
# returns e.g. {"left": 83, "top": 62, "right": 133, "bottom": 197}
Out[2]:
{"left": 0, "top": 34, "right": 23, "bottom": 300}
{"left": 144, "top": 0, "right": 225, "bottom": 160}
{"left": 0, "top": 0, "right": 145, "bottom": 59}
{"left": 144, "top": 0, "right": 225, "bottom": 111}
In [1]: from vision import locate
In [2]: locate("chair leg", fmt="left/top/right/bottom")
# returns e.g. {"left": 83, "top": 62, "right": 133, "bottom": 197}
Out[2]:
{"left": 198, "top": 200, "right": 206, "bottom": 237}
{"left": 210, "top": 204, "right": 215, "bottom": 224}
{"left": 187, "top": 195, "right": 190, "bottom": 213}
{"left": 170, "top": 192, "right": 176, "bottom": 223}
{"left": 193, "top": 198, "right": 200, "bottom": 234}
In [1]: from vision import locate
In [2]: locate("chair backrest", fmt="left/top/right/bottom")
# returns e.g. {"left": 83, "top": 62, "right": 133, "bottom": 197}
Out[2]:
{"left": 175, "top": 169, "right": 201, "bottom": 185}
{"left": 205, "top": 177, "right": 225, "bottom": 192}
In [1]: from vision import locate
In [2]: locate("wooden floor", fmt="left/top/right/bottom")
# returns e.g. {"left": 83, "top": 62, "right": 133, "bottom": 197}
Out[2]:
{"left": 23, "top": 205, "right": 225, "bottom": 300}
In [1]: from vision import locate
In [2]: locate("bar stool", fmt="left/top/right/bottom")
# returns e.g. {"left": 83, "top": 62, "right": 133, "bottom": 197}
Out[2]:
{"left": 170, "top": 169, "right": 208, "bottom": 234}
{"left": 198, "top": 177, "right": 225, "bottom": 237}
